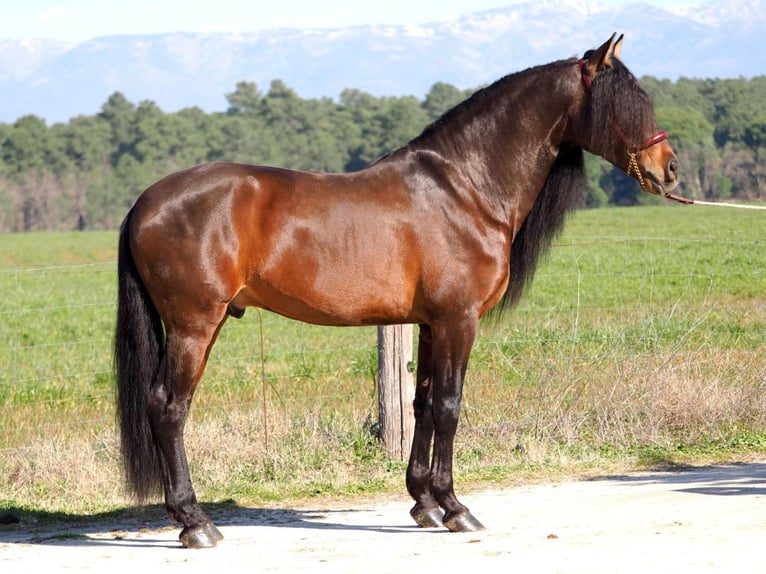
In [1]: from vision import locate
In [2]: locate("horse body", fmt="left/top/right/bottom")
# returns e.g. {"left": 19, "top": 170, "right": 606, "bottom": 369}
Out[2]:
{"left": 115, "top": 34, "right": 679, "bottom": 548}
{"left": 130, "top": 109, "right": 554, "bottom": 330}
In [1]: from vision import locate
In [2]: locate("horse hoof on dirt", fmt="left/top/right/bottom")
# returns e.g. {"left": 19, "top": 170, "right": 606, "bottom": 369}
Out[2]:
{"left": 443, "top": 511, "right": 485, "bottom": 533}
{"left": 179, "top": 523, "right": 224, "bottom": 548}
{"left": 410, "top": 505, "right": 444, "bottom": 528}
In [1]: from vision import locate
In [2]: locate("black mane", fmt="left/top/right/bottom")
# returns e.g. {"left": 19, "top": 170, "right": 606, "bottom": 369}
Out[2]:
{"left": 586, "top": 57, "right": 658, "bottom": 151}
{"left": 499, "top": 145, "right": 585, "bottom": 313}
{"left": 402, "top": 53, "right": 656, "bottom": 317}
{"left": 500, "top": 58, "right": 657, "bottom": 314}
{"left": 410, "top": 60, "right": 571, "bottom": 151}
{"left": 498, "top": 57, "right": 657, "bottom": 314}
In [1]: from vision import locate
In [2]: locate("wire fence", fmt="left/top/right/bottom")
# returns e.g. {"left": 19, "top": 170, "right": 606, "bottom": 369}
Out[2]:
{"left": 1, "top": 233, "right": 765, "bottom": 454}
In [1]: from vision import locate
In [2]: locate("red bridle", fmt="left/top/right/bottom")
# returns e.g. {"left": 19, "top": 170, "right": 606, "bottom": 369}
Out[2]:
{"left": 577, "top": 59, "right": 689, "bottom": 203}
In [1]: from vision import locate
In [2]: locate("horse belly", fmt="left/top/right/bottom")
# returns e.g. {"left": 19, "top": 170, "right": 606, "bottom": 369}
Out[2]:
{"left": 234, "top": 269, "right": 415, "bottom": 326}
{"left": 234, "top": 245, "right": 418, "bottom": 327}
{"left": 229, "top": 166, "right": 425, "bottom": 326}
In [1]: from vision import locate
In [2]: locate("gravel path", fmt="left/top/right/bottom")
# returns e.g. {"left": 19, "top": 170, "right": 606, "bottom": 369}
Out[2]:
{"left": 3, "top": 462, "right": 765, "bottom": 573}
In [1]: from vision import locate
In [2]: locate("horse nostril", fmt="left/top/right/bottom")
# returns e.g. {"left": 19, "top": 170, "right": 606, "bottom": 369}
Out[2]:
{"left": 668, "top": 157, "right": 679, "bottom": 179}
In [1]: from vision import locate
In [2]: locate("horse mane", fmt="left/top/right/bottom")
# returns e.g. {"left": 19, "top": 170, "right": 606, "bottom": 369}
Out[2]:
{"left": 409, "top": 61, "right": 567, "bottom": 151}
{"left": 407, "top": 54, "right": 654, "bottom": 317}
{"left": 411, "top": 78, "right": 509, "bottom": 146}
{"left": 586, "top": 56, "right": 657, "bottom": 151}
{"left": 494, "top": 56, "right": 656, "bottom": 315}
{"left": 494, "top": 145, "right": 585, "bottom": 315}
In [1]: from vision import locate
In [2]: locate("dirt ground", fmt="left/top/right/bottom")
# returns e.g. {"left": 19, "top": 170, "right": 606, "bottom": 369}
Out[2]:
{"left": 2, "top": 462, "right": 766, "bottom": 573}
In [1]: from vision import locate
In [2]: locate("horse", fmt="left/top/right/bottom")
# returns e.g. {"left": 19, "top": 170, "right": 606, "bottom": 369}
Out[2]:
{"left": 114, "top": 34, "right": 679, "bottom": 548}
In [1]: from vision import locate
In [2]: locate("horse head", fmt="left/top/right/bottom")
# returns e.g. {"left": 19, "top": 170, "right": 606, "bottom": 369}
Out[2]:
{"left": 577, "top": 34, "right": 680, "bottom": 198}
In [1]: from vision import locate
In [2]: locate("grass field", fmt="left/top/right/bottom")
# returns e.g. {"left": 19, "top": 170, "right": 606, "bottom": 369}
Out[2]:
{"left": 1, "top": 204, "right": 765, "bottom": 516}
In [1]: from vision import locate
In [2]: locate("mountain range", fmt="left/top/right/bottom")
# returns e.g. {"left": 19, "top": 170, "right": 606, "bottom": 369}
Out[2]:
{"left": 1, "top": 0, "right": 764, "bottom": 124}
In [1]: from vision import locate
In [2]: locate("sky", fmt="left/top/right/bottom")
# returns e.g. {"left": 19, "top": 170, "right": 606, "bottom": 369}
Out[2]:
{"left": 2, "top": 0, "right": 702, "bottom": 43}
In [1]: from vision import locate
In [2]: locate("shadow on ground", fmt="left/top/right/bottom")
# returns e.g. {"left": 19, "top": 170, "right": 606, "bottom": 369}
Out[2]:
{"left": 589, "top": 461, "right": 766, "bottom": 496}
{"left": 4, "top": 462, "right": 766, "bottom": 547}
{"left": 0, "top": 497, "right": 424, "bottom": 547}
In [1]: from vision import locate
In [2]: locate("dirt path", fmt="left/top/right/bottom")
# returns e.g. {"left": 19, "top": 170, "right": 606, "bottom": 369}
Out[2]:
{"left": 3, "top": 462, "right": 765, "bottom": 573}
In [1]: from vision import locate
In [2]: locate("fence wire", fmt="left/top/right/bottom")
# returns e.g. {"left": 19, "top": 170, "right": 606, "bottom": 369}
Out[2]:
{"left": 1, "top": 235, "right": 764, "bottom": 453}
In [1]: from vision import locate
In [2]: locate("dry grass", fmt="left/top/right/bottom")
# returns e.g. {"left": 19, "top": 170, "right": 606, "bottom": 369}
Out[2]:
{"left": 2, "top": 343, "right": 764, "bottom": 515}
{"left": 2, "top": 433, "right": 125, "bottom": 513}
{"left": 463, "top": 344, "right": 766, "bottom": 449}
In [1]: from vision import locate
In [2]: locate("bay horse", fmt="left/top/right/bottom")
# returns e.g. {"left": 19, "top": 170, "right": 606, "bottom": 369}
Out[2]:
{"left": 115, "top": 34, "right": 679, "bottom": 548}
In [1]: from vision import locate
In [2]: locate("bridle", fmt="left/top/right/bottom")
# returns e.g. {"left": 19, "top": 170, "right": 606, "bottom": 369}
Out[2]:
{"left": 609, "top": 119, "right": 668, "bottom": 195}
{"left": 577, "top": 60, "right": 691, "bottom": 204}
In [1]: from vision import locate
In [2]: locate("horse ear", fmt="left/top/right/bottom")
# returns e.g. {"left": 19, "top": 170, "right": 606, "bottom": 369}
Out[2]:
{"left": 613, "top": 34, "right": 624, "bottom": 60}
{"left": 581, "top": 33, "right": 617, "bottom": 84}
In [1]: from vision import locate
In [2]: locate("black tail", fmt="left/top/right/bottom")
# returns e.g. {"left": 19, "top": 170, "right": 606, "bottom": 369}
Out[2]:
{"left": 114, "top": 209, "right": 165, "bottom": 501}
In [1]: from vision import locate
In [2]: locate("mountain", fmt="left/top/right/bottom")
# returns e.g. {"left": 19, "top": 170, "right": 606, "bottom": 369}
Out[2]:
{"left": 1, "top": 0, "right": 764, "bottom": 124}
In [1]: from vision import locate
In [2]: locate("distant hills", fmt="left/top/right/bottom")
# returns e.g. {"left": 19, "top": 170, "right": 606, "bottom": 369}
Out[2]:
{"left": 1, "top": 0, "right": 764, "bottom": 123}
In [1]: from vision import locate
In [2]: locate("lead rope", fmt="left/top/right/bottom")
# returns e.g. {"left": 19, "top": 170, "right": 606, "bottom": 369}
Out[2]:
{"left": 690, "top": 201, "right": 766, "bottom": 210}
{"left": 623, "top": 150, "right": 695, "bottom": 205}
{"left": 255, "top": 308, "right": 268, "bottom": 451}
{"left": 625, "top": 147, "right": 764, "bottom": 208}
{"left": 578, "top": 59, "right": 763, "bottom": 209}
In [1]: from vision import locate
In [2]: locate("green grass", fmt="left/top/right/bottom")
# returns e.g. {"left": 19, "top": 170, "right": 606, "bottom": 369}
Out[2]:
{"left": 0, "top": 204, "right": 765, "bottom": 516}
{"left": 0, "top": 231, "right": 117, "bottom": 268}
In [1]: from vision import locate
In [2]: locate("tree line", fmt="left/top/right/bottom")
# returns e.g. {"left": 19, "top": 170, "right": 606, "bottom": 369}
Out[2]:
{"left": 1, "top": 75, "right": 764, "bottom": 232}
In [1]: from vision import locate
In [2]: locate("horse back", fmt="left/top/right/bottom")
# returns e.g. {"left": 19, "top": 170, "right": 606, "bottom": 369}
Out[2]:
{"left": 128, "top": 160, "right": 509, "bottom": 327}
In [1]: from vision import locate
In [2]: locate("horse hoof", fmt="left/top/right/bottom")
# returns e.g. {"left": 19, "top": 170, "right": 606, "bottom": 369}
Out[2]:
{"left": 410, "top": 505, "right": 444, "bottom": 528}
{"left": 443, "top": 511, "right": 485, "bottom": 533}
{"left": 179, "top": 523, "right": 224, "bottom": 548}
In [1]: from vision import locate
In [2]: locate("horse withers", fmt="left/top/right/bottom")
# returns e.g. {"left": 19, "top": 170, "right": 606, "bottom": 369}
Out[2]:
{"left": 114, "top": 34, "right": 679, "bottom": 548}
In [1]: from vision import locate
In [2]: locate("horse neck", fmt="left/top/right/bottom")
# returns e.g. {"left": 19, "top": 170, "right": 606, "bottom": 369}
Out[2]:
{"left": 408, "top": 61, "right": 579, "bottom": 217}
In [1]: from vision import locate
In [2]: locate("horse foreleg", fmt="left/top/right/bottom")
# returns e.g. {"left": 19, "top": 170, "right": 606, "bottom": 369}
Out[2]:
{"left": 428, "top": 319, "right": 485, "bottom": 532}
{"left": 148, "top": 321, "right": 226, "bottom": 548}
{"left": 406, "top": 325, "right": 444, "bottom": 528}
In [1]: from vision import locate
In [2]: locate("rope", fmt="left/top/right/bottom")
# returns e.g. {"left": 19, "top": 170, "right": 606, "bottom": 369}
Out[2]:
{"left": 255, "top": 308, "right": 269, "bottom": 451}
{"left": 691, "top": 200, "right": 766, "bottom": 210}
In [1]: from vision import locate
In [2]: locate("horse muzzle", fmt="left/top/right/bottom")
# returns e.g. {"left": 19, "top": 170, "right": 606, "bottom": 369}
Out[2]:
{"left": 644, "top": 153, "right": 680, "bottom": 195}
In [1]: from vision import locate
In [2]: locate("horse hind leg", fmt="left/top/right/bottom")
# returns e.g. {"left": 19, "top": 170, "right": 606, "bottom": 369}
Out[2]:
{"left": 148, "top": 315, "right": 227, "bottom": 548}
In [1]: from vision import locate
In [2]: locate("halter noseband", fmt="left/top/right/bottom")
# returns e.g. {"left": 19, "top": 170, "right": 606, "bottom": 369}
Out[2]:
{"left": 577, "top": 59, "right": 690, "bottom": 204}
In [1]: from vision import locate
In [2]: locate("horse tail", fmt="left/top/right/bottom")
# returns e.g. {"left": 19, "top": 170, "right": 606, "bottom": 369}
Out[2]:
{"left": 114, "top": 208, "right": 165, "bottom": 501}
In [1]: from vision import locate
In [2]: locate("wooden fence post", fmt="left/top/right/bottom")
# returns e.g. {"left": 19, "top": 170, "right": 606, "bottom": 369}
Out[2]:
{"left": 377, "top": 324, "right": 415, "bottom": 460}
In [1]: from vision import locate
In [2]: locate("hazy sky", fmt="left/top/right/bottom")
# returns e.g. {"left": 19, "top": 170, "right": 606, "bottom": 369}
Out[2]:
{"left": 2, "top": 0, "right": 703, "bottom": 43}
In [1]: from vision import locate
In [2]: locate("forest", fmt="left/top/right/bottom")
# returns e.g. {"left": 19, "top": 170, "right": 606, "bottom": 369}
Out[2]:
{"left": 1, "top": 74, "right": 764, "bottom": 232}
